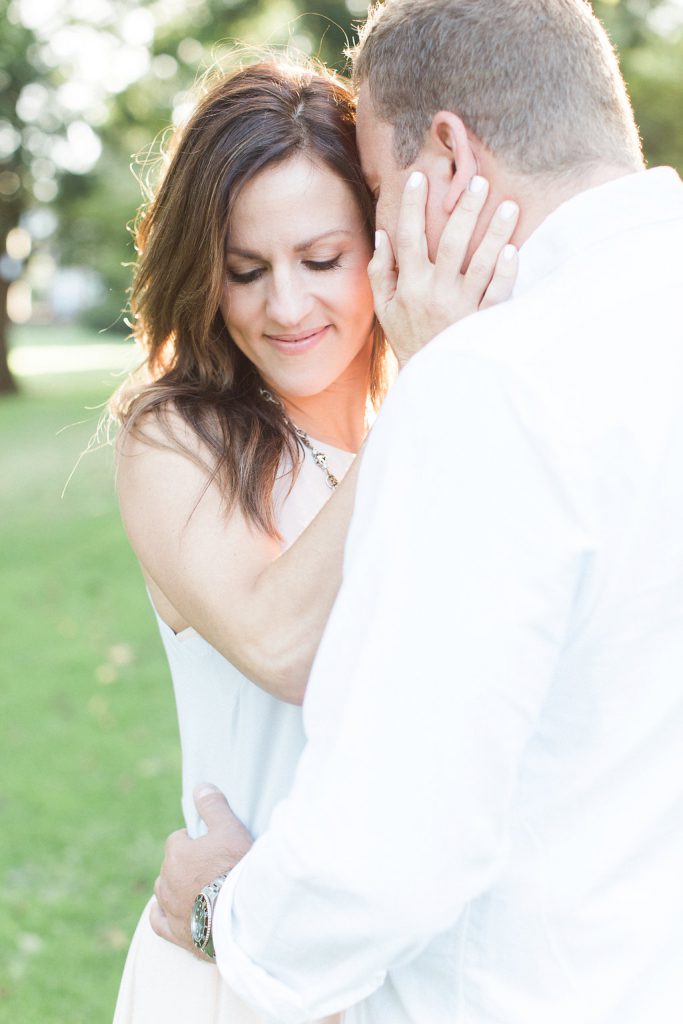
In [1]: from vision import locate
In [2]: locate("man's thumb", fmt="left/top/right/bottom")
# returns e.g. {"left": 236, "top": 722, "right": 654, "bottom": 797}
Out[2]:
{"left": 193, "top": 783, "right": 232, "bottom": 828}
{"left": 193, "top": 784, "right": 253, "bottom": 853}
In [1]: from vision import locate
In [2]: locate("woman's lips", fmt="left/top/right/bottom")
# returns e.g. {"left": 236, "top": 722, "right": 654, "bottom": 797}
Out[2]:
{"left": 264, "top": 325, "right": 330, "bottom": 354}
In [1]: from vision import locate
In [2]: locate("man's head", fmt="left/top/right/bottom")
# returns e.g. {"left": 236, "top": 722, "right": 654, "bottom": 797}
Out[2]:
{"left": 353, "top": 0, "right": 644, "bottom": 254}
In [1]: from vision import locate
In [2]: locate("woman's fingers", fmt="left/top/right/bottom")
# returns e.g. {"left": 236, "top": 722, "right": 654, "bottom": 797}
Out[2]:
{"left": 480, "top": 244, "right": 518, "bottom": 310}
{"left": 369, "top": 173, "right": 520, "bottom": 366}
{"left": 367, "top": 229, "right": 397, "bottom": 322}
{"left": 461, "top": 199, "right": 520, "bottom": 305}
{"left": 393, "top": 172, "right": 430, "bottom": 279}
{"left": 433, "top": 176, "right": 490, "bottom": 291}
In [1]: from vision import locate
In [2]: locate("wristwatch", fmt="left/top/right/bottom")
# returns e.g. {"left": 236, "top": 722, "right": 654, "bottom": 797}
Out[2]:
{"left": 191, "top": 872, "right": 229, "bottom": 959}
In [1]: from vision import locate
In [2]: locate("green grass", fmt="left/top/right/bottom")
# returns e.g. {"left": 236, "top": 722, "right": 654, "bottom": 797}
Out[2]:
{"left": 9, "top": 322, "right": 128, "bottom": 348}
{"left": 0, "top": 359, "right": 182, "bottom": 1021}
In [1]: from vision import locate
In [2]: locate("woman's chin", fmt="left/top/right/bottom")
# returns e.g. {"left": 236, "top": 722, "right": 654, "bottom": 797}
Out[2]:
{"left": 262, "top": 371, "right": 343, "bottom": 404}
{"left": 276, "top": 385, "right": 336, "bottom": 405}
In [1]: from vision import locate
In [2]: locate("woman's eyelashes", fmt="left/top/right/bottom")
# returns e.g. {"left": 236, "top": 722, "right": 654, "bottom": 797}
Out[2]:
{"left": 306, "top": 255, "right": 342, "bottom": 273}
{"left": 227, "top": 267, "right": 265, "bottom": 284}
{"left": 227, "top": 255, "right": 343, "bottom": 285}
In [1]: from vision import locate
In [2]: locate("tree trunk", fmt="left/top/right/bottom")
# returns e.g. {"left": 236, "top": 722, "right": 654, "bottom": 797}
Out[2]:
{"left": 0, "top": 277, "right": 18, "bottom": 395}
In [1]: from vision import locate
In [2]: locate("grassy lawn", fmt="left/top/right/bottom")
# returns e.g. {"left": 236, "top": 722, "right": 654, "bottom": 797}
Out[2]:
{"left": 0, "top": 346, "right": 182, "bottom": 1021}
{"left": 9, "top": 323, "right": 125, "bottom": 348}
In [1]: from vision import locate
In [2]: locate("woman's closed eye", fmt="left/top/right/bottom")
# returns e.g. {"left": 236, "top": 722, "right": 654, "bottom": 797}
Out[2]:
{"left": 304, "top": 255, "right": 342, "bottom": 273}
{"left": 227, "top": 267, "right": 265, "bottom": 284}
{"left": 227, "top": 255, "right": 343, "bottom": 286}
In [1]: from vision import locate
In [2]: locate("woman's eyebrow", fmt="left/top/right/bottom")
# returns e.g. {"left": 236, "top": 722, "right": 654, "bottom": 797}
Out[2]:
{"left": 226, "top": 229, "right": 353, "bottom": 260}
{"left": 294, "top": 229, "right": 352, "bottom": 252}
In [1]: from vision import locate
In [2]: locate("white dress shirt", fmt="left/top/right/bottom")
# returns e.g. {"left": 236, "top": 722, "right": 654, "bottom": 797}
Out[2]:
{"left": 211, "top": 167, "right": 683, "bottom": 1023}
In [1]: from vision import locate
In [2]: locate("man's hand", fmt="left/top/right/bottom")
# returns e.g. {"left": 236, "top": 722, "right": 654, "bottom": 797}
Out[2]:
{"left": 369, "top": 173, "right": 519, "bottom": 368}
{"left": 150, "top": 784, "right": 253, "bottom": 957}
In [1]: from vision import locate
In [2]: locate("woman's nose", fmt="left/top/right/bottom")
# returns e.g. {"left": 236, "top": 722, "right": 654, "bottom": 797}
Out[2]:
{"left": 266, "top": 271, "right": 315, "bottom": 328}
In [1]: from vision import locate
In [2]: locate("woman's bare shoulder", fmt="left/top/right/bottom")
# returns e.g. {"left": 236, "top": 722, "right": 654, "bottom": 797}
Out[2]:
{"left": 115, "top": 402, "right": 204, "bottom": 463}
{"left": 114, "top": 404, "right": 221, "bottom": 529}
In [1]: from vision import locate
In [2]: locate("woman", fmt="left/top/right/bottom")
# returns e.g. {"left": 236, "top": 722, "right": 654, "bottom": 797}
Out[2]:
{"left": 112, "top": 58, "right": 516, "bottom": 1022}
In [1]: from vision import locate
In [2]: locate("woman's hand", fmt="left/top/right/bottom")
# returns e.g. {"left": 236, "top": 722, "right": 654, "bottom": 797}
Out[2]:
{"left": 369, "top": 173, "right": 519, "bottom": 369}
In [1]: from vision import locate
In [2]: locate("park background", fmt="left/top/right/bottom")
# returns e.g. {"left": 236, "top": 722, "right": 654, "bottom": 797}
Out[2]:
{"left": 1, "top": 0, "right": 682, "bottom": 1019}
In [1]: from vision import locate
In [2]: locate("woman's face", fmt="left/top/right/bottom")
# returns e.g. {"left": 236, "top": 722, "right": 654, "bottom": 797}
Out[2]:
{"left": 221, "top": 155, "right": 375, "bottom": 401}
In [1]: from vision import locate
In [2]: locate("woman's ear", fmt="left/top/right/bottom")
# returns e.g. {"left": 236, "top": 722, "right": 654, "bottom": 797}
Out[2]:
{"left": 429, "top": 111, "right": 478, "bottom": 213}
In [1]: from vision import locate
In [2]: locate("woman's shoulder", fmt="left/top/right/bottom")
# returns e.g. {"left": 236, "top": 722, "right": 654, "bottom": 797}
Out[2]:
{"left": 114, "top": 404, "right": 223, "bottom": 508}
{"left": 114, "top": 403, "right": 221, "bottom": 527}
{"left": 115, "top": 401, "right": 204, "bottom": 462}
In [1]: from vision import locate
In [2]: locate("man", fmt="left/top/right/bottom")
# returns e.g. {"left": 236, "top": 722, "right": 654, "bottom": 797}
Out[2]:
{"left": 153, "top": 1, "right": 683, "bottom": 1020}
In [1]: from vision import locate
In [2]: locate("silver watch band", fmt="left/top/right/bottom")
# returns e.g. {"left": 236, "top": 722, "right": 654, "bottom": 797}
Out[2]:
{"left": 191, "top": 872, "right": 229, "bottom": 959}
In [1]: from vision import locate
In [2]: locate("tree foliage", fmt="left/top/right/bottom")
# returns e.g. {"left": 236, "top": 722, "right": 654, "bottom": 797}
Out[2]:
{"left": 594, "top": 0, "right": 683, "bottom": 171}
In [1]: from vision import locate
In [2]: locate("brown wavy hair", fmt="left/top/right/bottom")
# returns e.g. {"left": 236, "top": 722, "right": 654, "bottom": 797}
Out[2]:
{"left": 111, "top": 59, "right": 386, "bottom": 534}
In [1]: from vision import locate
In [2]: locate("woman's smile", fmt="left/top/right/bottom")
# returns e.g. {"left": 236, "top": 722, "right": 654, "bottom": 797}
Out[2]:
{"left": 264, "top": 325, "right": 331, "bottom": 354}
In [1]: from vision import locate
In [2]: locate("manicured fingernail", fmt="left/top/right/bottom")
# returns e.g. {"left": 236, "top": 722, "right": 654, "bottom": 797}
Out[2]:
{"left": 502, "top": 244, "right": 517, "bottom": 261}
{"left": 407, "top": 171, "right": 424, "bottom": 190}
{"left": 375, "top": 230, "right": 384, "bottom": 250}
{"left": 468, "top": 175, "right": 487, "bottom": 194}
{"left": 499, "top": 200, "right": 519, "bottom": 220}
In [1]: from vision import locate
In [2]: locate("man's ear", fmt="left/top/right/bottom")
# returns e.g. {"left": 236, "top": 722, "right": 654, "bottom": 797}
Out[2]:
{"left": 428, "top": 111, "right": 478, "bottom": 213}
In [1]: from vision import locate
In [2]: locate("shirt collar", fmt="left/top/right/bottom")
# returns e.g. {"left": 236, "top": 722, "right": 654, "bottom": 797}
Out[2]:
{"left": 514, "top": 166, "right": 683, "bottom": 296}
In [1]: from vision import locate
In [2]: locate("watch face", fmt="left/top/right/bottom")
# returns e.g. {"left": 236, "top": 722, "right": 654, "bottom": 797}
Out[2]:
{"left": 191, "top": 893, "right": 210, "bottom": 948}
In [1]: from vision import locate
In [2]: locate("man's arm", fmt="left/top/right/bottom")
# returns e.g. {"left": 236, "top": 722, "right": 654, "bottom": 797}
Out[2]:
{"left": 197, "top": 338, "right": 591, "bottom": 1022}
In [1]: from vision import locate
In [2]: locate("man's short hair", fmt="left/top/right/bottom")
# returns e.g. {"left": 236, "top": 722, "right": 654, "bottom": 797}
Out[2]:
{"left": 352, "top": 0, "right": 643, "bottom": 175}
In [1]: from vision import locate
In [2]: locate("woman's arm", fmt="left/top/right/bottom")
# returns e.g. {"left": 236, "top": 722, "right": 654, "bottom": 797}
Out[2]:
{"left": 116, "top": 414, "right": 360, "bottom": 705}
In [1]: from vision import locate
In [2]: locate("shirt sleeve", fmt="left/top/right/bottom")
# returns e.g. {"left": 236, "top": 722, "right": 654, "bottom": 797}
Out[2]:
{"left": 211, "top": 338, "right": 591, "bottom": 1023}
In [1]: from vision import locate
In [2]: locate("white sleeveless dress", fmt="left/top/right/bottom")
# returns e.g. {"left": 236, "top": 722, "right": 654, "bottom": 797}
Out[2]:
{"left": 113, "top": 440, "right": 355, "bottom": 1024}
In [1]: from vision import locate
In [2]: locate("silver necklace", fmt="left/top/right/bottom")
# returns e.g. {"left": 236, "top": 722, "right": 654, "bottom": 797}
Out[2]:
{"left": 259, "top": 388, "right": 339, "bottom": 490}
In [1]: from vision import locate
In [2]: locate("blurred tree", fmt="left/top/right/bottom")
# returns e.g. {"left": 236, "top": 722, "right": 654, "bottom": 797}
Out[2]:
{"left": 595, "top": 0, "right": 670, "bottom": 46}
{"left": 594, "top": 0, "right": 683, "bottom": 170}
{"left": 0, "top": 0, "right": 139, "bottom": 390}
{"left": 0, "top": 4, "right": 34, "bottom": 392}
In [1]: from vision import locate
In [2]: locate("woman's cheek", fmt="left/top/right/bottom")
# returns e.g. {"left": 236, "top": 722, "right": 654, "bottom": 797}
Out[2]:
{"left": 348, "top": 263, "right": 375, "bottom": 312}
{"left": 346, "top": 256, "right": 373, "bottom": 292}
{"left": 224, "top": 291, "right": 259, "bottom": 341}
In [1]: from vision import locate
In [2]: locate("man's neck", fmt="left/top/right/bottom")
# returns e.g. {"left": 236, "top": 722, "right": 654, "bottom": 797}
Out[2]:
{"left": 504, "top": 162, "right": 644, "bottom": 250}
